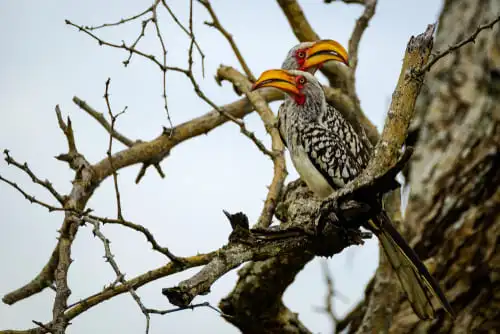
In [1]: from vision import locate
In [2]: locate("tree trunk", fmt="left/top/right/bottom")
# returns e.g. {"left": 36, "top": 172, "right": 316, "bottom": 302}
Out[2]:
{"left": 386, "top": 0, "right": 500, "bottom": 332}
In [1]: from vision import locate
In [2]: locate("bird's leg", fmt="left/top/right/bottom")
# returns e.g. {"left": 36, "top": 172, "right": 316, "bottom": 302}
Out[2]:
{"left": 316, "top": 197, "right": 342, "bottom": 235}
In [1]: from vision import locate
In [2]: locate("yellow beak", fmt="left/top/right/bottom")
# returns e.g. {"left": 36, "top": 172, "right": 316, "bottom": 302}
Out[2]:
{"left": 303, "top": 39, "right": 349, "bottom": 69}
{"left": 251, "top": 69, "right": 299, "bottom": 96}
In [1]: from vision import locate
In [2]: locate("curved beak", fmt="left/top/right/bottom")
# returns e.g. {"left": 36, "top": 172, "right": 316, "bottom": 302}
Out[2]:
{"left": 303, "top": 39, "right": 349, "bottom": 69}
{"left": 251, "top": 69, "right": 299, "bottom": 96}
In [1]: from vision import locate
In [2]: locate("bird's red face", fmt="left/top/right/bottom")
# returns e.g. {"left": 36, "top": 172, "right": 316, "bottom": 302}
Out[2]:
{"left": 296, "top": 40, "right": 349, "bottom": 72}
{"left": 251, "top": 69, "right": 307, "bottom": 105}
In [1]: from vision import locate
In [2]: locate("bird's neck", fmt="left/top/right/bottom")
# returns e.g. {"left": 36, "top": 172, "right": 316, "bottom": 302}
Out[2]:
{"left": 284, "top": 94, "right": 324, "bottom": 123}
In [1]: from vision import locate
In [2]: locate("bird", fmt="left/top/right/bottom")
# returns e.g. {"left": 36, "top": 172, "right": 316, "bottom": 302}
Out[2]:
{"left": 281, "top": 39, "right": 348, "bottom": 74}
{"left": 278, "top": 40, "right": 373, "bottom": 166}
{"left": 251, "top": 68, "right": 454, "bottom": 320}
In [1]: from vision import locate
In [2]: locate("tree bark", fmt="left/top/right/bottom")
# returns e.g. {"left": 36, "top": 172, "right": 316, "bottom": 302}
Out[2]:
{"left": 355, "top": 0, "right": 500, "bottom": 332}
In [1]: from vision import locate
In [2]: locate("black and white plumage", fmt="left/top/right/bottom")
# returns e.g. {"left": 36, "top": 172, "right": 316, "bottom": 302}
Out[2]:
{"left": 252, "top": 68, "right": 454, "bottom": 320}
{"left": 276, "top": 73, "right": 365, "bottom": 195}
{"left": 279, "top": 41, "right": 372, "bottom": 167}
{"left": 278, "top": 98, "right": 372, "bottom": 180}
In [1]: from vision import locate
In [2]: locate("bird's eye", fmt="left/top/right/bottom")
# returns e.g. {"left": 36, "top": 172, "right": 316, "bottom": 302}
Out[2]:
{"left": 296, "top": 50, "right": 306, "bottom": 59}
{"left": 297, "top": 76, "right": 306, "bottom": 85}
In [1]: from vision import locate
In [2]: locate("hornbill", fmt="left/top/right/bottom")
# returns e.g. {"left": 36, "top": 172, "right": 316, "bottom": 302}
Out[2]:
{"left": 279, "top": 40, "right": 373, "bottom": 165}
{"left": 251, "top": 69, "right": 454, "bottom": 320}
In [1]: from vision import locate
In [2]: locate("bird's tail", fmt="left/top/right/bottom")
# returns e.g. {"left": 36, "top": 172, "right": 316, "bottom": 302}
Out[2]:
{"left": 368, "top": 211, "right": 455, "bottom": 319}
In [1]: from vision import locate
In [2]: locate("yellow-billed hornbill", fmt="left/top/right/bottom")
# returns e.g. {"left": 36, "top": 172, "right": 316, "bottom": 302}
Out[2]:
{"left": 279, "top": 40, "right": 372, "bottom": 166}
{"left": 252, "top": 68, "right": 454, "bottom": 320}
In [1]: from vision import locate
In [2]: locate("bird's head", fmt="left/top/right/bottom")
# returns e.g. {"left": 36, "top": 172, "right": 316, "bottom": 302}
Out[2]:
{"left": 281, "top": 40, "right": 349, "bottom": 73}
{"left": 251, "top": 69, "right": 324, "bottom": 106}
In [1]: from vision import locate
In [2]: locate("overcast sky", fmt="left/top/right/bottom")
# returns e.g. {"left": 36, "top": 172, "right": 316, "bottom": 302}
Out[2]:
{"left": 0, "top": 1, "right": 443, "bottom": 333}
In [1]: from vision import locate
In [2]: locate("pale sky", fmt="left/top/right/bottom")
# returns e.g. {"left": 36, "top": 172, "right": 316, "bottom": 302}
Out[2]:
{"left": 0, "top": 1, "right": 442, "bottom": 333}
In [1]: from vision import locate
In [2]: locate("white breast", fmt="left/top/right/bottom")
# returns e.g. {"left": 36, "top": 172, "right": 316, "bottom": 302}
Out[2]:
{"left": 290, "top": 146, "right": 334, "bottom": 199}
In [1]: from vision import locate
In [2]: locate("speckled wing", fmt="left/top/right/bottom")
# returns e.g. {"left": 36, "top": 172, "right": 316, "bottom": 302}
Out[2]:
{"left": 299, "top": 123, "right": 363, "bottom": 189}
{"left": 319, "top": 104, "right": 372, "bottom": 168}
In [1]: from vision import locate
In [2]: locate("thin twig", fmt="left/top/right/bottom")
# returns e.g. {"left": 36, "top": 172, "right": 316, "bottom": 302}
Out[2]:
{"left": 68, "top": 4, "right": 271, "bottom": 159}
{"left": 123, "top": 18, "right": 154, "bottom": 67}
{"left": 88, "top": 214, "right": 182, "bottom": 263}
{"left": 85, "top": 6, "right": 155, "bottom": 30}
{"left": 83, "top": 216, "right": 152, "bottom": 334}
{"left": 32, "top": 320, "right": 53, "bottom": 332}
{"left": 0, "top": 174, "right": 64, "bottom": 212}
{"left": 55, "top": 105, "right": 77, "bottom": 154}
{"left": 3, "top": 150, "right": 65, "bottom": 204}
{"left": 72, "top": 97, "right": 135, "bottom": 147}
{"left": 151, "top": 2, "right": 172, "bottom": 128}
{"left": 179, "top": 3, "right": 275, "bottom": 158}
{"left": 315, "top": 260, "right": 340, "bottom": 332}
{"left": 146, "top": 301, "right": 227, "bottom": 316}
{"left": 103, "top": 78, "right": 126, "bottom": 220}
{"left": 161, "top": 0, "right": 205, "bottom": 75}
{"left": 69, "top": 0, "right": 207, "bottom": 128}
{"left": 65, "top": 20, "right": 167, "bottom": 71}
{"left": 12, "top": 250, "right": 218, "bottom": 333}
{"left": 77, "top": 84, "right": 283, "bottom": 183}
{"left": 198, "top": 0, "right": 255, "bottom": 81}
{"left": 348, "top": 0, "right": 377, "bottom": 75}
{"left": 418, "top": 14, "right": 500, "bottom": 74}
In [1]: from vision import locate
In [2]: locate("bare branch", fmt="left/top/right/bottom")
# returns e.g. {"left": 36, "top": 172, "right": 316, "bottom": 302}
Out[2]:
{"left": 4, "top": 251, "right": 219, "bottom": 334}
{"left": 81, "top": 86, "right": 282, "bottom": 182}
{"left": 0, "top": 173, "right": 63, "bottom": 212}
{"left": 2, "top": 246, "right": 59, "bottom": 305}
{"left": 418, "top": 14, "right": 500, "bottom": 74}
{"left": 348, "top": 0, "right": 377, "bottom": 76}
{"left": 83, "top": 217, "right": 151, "bottom": 334}
{"left": 65, "top": 20, "right": 167, "bottom": 71}
{"left": 175, "top": 59, "right": 276, "bottom": 158}
{"left": 3, "top": 150, "right": 65, "bottom": 204}
{"left": 161, "top": 0, "right": 205, "bottom": 74}
{"left": 103, "top": 78, "right": 126, "bottom": 220}
{"left": 133, "top": 152, "right": 167, "bottom": 184}
{"left": 69, "top": 0, "right": 207, "bottom": 129}
{"left": 69, "top": 7, "right": 276, "bottom": 161}
{"left": 163, "top": 156, "right": 406, "bottom": 310}
{"left": 316, "top": 260, "right": 339, "bottom": 332}
{"left": 216, "top": 65, "right": 287, "bottom": 228}
{"left": 146, "top": 301, "right": 225, "bottom": 316}
{"left": 55, "top": 105, "right": 77, "bottom": 154}
{"left": 151, "top": 3, "right": 171, "bottom": 128}
{"left": 122, "top": 18, "right": 154, "bottom": 67}
{"left": 3, "top": 149, "right": 408, "bottom": 333}
{"left": 89, "top": 214, "right": 182, "bottom": 263}
{"left": 162, "top": 208, "right": 368, "bottom": 307}
{"left": 85, "top": 5, "right": 154, "bottom": 30}
{"left": 198, "top": 0, "right": 255, "bottom": 82}
{"left": 368, "top": 25, "right": 434, "bottom": 174}
{"left": 72, "top": 97, "right": 135, "bottom": 147}
{"left": 72, "top": 96, "right": 167, "bottom": 183}
{"left": 276, "top": 0, "right": 319, "bottom": 42}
